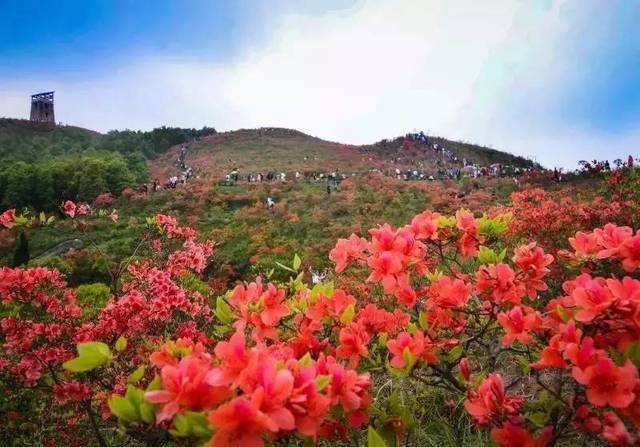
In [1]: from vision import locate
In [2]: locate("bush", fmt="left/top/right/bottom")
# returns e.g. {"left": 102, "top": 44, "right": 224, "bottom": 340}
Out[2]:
{"left": 75, "top": 283, "right": 111, "bottom": 319}
{"left": 2, "top": 200, "right": 640, "bottom": 446}
{"left": 29, "top": 255, "right": 73, "bottom": 276}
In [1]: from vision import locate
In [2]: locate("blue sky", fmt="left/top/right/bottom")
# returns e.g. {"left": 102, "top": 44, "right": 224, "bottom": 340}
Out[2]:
{"left": 0, "top": 0, "right": 638, "bottom": 168}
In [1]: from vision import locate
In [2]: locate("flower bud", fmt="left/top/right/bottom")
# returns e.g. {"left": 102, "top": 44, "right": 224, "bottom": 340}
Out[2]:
{"left": 459, "top": 357, "right": 471, "bottom": 381}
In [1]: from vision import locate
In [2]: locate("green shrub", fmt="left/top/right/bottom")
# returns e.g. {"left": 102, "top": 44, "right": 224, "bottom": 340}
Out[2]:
{"left": 28, "top": 255, "right": 73, "bottom": 276}
{"left": 75, "top": 283, "right": 111, "bottom": 319}
{"left": 177, "top": 272, "right": 212, "bottom": 296}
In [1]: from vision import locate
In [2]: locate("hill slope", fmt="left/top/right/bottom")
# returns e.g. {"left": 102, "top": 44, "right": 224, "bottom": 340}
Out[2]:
{"left": 150, "top": 127, "right": 538, "bottom": 182}
{"left": 0, "top": 118, "right": 100, "bottom": 161}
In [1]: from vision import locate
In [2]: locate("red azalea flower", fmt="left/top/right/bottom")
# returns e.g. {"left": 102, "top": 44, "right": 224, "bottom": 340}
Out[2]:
{"left": 336, "top": 322, "right": 370, "bottom": 368}
{"left": 145, "top": 354, "right": 229, "bottom": 423}
{"left": 464, "top": 374, "right": 523, "bottom": 425}
{"left": 429, "top": 276, "right": 469, "bottom": 309}
{"left": 386, "top": 331, "right": 434, "bottom": 369}
{"left": 572, "top": 277, "right": 614, "bottom": 322}
{"left": 63, "top": 200, "right": 76, "bottom": 218}
{"left": 0, "top": 208, "right": 16, "bottom": 229}
{"left": 491, "top": 423, "right": 552, "bottom": 447}
{"left": 497, "top": 306, "right": 542, "bottom": 346}
{"left": 576, "top": 358, "right": 638, "bottom": 408}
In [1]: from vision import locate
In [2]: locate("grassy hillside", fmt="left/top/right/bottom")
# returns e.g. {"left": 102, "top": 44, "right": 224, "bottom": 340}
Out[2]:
{"left": 0, "top": 122, "right": 548, "bottom": 289}
{"left": 150, "top": 127, "right": 538, "bottom": 183}
{"left": 0, "top": 118, "right": 100, "bottom": 161}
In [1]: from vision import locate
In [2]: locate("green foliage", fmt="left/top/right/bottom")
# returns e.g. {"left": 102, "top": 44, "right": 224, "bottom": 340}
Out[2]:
{"left": 477, "top": 214, "right": 511, "bottom": 237}
{"left": 11, "top": 231, "right": 29, "bottom": 267}
{"left": 28, "top": 255, "right": 73, "bottom": 275}
{"left": 66, "top": 255, "right": 111, "bottom": 286}
{"left": 368, "top": 426, "right": 388, "bottom": 447}
{"left": 171, "top": 411, "right": 213, "bottom": 439}
{"left": 0, "top": 119, "right": 216, "bottom": 211}
{"left": 127, "top": 365, "right": 146, "bottom": 384}
{"left": 63, "top": 341, "right": 112, "bottom": 372}
{"left": 177, "top": 272, "right": 212, "bottom": 296}
{"left": 115, "top": 336, "right": 127, "bottom": 352}
{"left": 108, "top": 385, "right": 155, "bottom": 425}
{"left": 96, "top": 126, "right": 216, "bottom": 159}
{"left": 0, "top": 152, "right": 143, "bottom": 210}
{"left": 215, "top": 296, "right": 234, "bottom": 324}
{"left": 625, "top": 341, "right": 640, "bottom": 368}
{"left": 75, "top": 283, "right": 111, "bottom": 318}
{"left": 477, "top": 246, "right": 506, "bottom": 265}
{"left": 339, "top": 303, "right": 355, "bottom": 324}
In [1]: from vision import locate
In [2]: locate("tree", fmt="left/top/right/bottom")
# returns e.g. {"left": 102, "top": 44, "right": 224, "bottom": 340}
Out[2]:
{"left": 11, "top": 231, "right": 30, "bottom": 267}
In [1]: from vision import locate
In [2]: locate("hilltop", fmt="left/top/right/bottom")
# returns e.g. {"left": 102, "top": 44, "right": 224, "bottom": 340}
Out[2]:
{"left": 0, "top": 118, "right": 536, "bottom": 179}
{"left": 149, "top": 127, "right": 538, "bottom": 183}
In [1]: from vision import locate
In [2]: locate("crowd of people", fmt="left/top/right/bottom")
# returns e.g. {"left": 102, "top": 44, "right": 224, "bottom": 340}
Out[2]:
{"left": 157, "top": 130, "right": 630, "bottom": 200}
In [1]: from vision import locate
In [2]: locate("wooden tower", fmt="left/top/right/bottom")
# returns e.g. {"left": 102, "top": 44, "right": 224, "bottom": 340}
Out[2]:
{"left": 30, "top": 91, "right": 55, "bottom": 123}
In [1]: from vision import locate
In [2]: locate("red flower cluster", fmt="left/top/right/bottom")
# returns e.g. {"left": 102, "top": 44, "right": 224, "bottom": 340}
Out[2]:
{"left": 569, "top": 223, "right": 640, "bottom": 272}
{"left": 0, "top": 208, "right": 16, "bottom": 229}
{"left": 5, "top": 202, "right": 640, "bottom": 446}
{"left": 144, "top": 335, "right": 370, "bottom": 447}
{"left": 0, "top": 267, "right": 81, "bottom": 385}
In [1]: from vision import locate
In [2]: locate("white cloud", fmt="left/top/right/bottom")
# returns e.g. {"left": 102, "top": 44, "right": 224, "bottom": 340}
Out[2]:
{"left": 0, "top": 0, "right": 637, "bottom": 168}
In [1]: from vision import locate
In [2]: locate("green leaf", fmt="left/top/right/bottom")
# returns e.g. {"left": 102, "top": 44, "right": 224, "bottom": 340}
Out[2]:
{"left": 377, "top": 333, "right": 388, "bottom": 349}
{"left": 298, "top": 353, "right": 313, "bottom": 367}
{"left": 127, "top": 365, "right": 146, "bottom": 384}
{"left": 292, "top": 254, "right": 302, "bottom": 271}
{"left": 215, "top": 297, "right": 234, "bottom": 324}
{"left": 425, "top": 269, "right": 443, "bottom": 282}
{"left": 126, "top": 385, "right": 155, "bottom": 424}
{"left": 626, "top": 342, "right": 640, "bottom": 368}
{"left": 445, "top": 345, "right": 464, "bottom": 363}
{"left": 436, "top": 216, "right": 456, "bottom": 229}
{"left": 339, "top": 304, "right": 355, "bottom": 324}
{"left": 139, "top": 401, "right": 155, "bottom": 424}
{"left": 402, "top": 347, "right": 416, "bottom": 370}
{"left": 477, "top": 246, "right": 501, "bottom": 264}
{"left": 528, "top": 412, "right": 550, "bottom": 428}
{"left": 478, "top": 214, "right": 511, "bottom": 237}
{"left": 63, "top": 342, "right": 112, "bottom": 372}
{"left": 555, "top": 305, "right": 570, "bottom": 323}
{"left": 108, "top": 395, "right": 138, "bottom": 423}
{"left": 78, "top": 341, "right": 111, "bottom": 359}
{"left": 171, "top": 412, "right": 213, "bottom": 438}
{"left": 275, "top": 261, "right": 296, "bottom": 273}
{"left": 323, "top": 281, "right": 334, "bottom": 297}
{"left": 115, "top": 336, "right": 127, "bottom": 352}
{"left": 62, "top": 357, "right": 102, "bottom": 373}
{"left": 418, "top": 311, "right": 429, "bottom": 330}
{"left": 315, "top": 374, "right": 331, "bottom": 392}
{"left": 146, "top": 374, "right": 162, "bottom": 392}
{"left": 367, "top": 426, "right": 388, "bottom": 447}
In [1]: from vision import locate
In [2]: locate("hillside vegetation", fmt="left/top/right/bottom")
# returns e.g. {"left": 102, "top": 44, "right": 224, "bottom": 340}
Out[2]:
{"left": 0, "top": 122, "right": 546, "bottom": 281}
{"left": 0, "top": 119, "right": 216, "bottom": 210}
{"left": 151, "top": 127, "right": 538, "bottom": 182}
